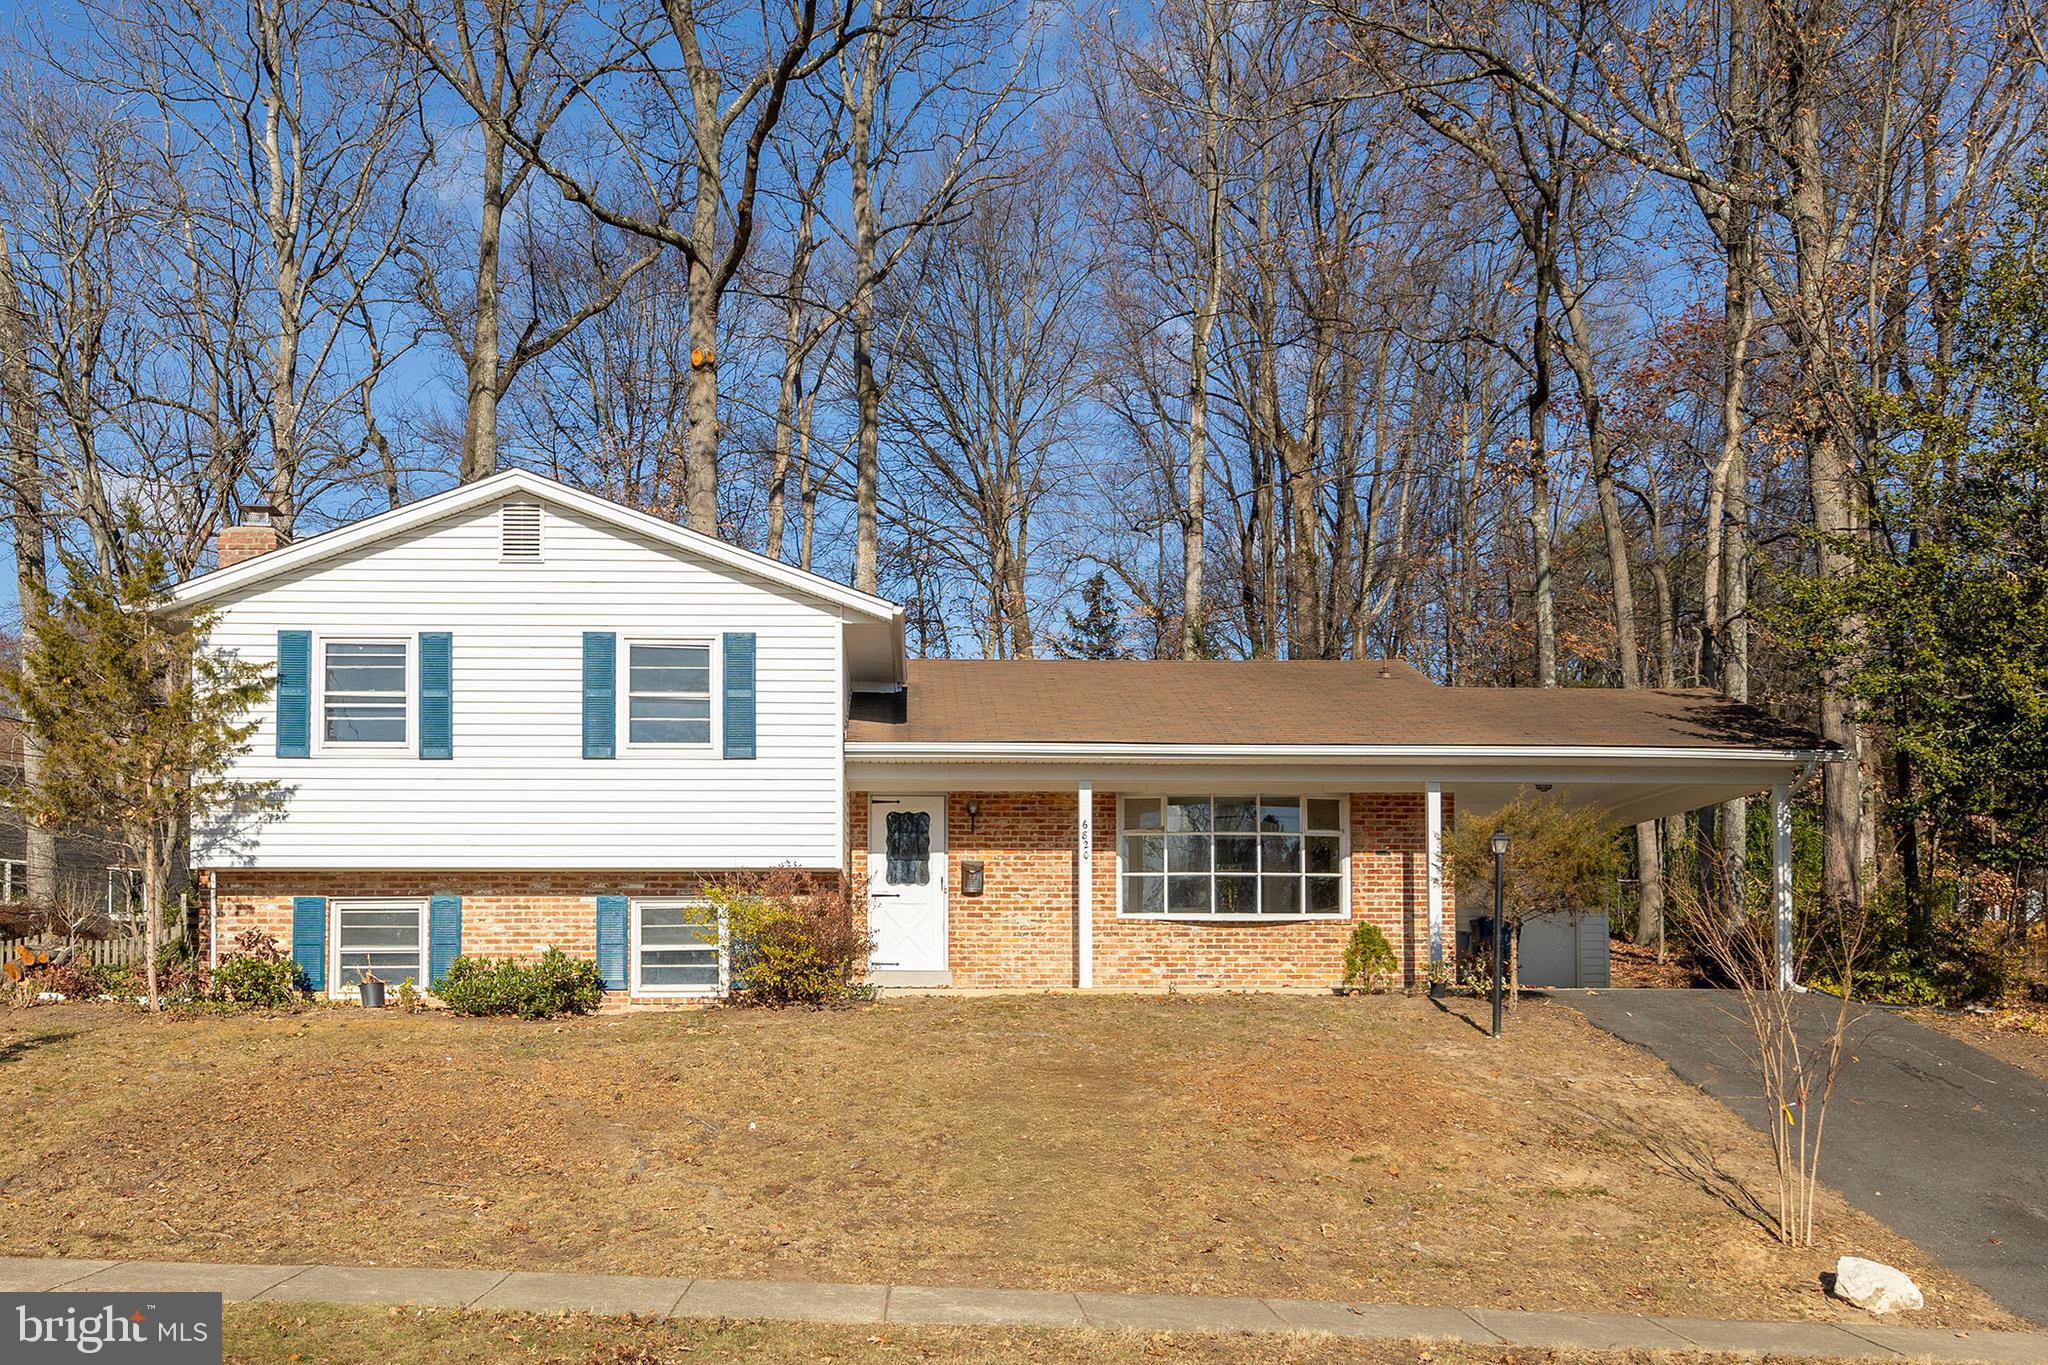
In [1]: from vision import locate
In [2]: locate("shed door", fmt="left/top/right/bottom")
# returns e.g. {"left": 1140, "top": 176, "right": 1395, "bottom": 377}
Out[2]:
{"left": 867, "top": 796, "right": 947, "bottom": 972}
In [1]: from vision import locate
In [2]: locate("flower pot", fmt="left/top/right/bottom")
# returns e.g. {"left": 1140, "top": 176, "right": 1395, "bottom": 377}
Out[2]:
{"left": 358, "top": 979, "right": 386, "bottom": 1009}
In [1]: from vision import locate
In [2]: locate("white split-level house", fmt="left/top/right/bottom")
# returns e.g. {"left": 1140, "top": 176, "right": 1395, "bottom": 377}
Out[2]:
{"left": 176, "top": 470, "right": 1831, "bottom": 1002}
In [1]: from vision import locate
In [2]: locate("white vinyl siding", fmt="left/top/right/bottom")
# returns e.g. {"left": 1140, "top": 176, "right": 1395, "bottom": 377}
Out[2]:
{"left": 1118, "top": 795, "right": 1348, "bottom": 920}
{"left": 631, "top": 898, "right": 723, "bottom": 995}
{"left": 193, "top": 497, "right": 847, "bottom": 869}
{"left": 333, "top": 898, "right": 427, "bottom": 993}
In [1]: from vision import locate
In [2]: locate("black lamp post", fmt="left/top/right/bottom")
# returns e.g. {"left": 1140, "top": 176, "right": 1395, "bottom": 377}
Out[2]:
{"left": 1490, "top": 828, "right": 1509, "bottom": 1039}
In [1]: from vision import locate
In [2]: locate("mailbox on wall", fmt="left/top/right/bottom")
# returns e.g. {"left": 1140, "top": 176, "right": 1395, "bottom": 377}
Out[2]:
{"left": 960, "top": 859, "right": 985, "bottom": 896}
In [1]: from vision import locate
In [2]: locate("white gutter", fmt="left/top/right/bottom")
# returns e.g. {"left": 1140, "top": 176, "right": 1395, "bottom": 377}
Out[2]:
{"left": 846, "top": 741, "right": 1833, "bottom": 764}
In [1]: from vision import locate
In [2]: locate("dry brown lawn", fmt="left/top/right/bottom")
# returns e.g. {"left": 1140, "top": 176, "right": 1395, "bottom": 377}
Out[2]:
{"left": 0, "top": 992, "right": 2018, "bottom": 1330}
{"left": 219, "top": 1304, "right": 1872, "bottom": 1365}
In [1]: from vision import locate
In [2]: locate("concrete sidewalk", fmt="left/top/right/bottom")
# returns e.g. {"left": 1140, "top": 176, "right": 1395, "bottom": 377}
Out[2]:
{"left": 4, "top": 1255, "right": 2045, "bottom": 1362}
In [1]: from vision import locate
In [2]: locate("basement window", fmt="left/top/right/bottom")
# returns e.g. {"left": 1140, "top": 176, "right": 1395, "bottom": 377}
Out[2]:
{"left": 333, "top": 898, "right": 427, "bottom": 994}
{"left": 632, "top": 899, "right": 723, "bottom": 995}
{"left": 1118, "top": 795, "right": 1347, "bottom": 920}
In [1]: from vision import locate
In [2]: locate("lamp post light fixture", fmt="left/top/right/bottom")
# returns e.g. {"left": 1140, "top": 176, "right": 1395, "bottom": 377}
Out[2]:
{"left": 1489, "top": 828, "right": 1510, "bottom": 1039}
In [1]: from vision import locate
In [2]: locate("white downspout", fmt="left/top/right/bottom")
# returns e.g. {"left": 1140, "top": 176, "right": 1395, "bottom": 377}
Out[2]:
{"left": 1425, "top": 782, "right": 1444, "bottom": 981}
{"left": 1078, "top": 780, "right": 1094, "bottom": 989}
{"left": 206, "top": 872, "right": 219, "bottom": 971}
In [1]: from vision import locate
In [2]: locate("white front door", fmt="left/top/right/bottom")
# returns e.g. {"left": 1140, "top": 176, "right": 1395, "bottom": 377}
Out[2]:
{"left": 867, "top": 795, "right": 947, "bottom": 973}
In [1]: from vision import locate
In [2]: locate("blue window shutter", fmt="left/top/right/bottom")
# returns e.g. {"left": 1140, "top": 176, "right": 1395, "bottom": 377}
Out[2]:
{"left": 291, "top": 896, "right": 327, "bottom": 992}
{"left": 419, "top": 632, "right": 453, "bottom": 759}
{"left": 723, "top": 632, "right": 756, "bottom": 760}
{"left": 595, "top": 895, "right": 628, "bottom": 990}
{"left": 583, "top": 632, "right": 616, "bottom": 759}
{"left": 428, "top": 893, "right": 462, "bottom": 985}
{"left": 276, "top": 630, "right": 311, "bottom": 758}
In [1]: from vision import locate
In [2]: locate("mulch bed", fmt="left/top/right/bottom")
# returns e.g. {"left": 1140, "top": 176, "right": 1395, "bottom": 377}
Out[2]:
{"left": 1607, "top": 939, "right": 1705, "bottom": 989}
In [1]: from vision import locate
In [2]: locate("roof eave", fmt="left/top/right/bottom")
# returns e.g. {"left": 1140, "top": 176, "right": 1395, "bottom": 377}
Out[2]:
{"left": 843, "top": 741, "right": 1837, "bottom": 764}
{"left": 166, "top": 469, "right": 899, "bottom": 622}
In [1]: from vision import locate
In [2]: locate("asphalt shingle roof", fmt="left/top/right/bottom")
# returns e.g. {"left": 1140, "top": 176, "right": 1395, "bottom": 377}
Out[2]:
{"left": 845, "top": 660, "right": 1826, "bottom": 752}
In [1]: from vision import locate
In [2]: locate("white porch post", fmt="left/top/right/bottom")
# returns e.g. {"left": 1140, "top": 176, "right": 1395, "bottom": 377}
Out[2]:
{"left": 1425, "top": 782, "right": 1444, "bottom": 978}
{"left": 1078, "top": 779, "right": 1095, "bottom": 989}
{"left": 1773, "top": 782, "right": 1794, "bottom": 991}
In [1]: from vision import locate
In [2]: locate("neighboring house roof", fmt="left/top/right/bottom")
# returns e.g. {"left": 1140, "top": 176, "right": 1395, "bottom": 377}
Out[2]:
{"left": 168, "top": 469, "right": 902, "bottom": 625}
{"left": 846, "top": 659, "right": 1829, "bottom": 758}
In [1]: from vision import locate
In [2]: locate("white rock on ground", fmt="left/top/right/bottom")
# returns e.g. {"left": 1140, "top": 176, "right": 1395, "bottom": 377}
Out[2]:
{"left": 1834, "top": 1256, "right": 1925, "bottom": 1314}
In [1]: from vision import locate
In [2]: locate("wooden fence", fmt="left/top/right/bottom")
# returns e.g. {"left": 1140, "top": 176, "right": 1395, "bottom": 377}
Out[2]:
{"left": 2, "top": 933, "right": 151, "bottom": 968}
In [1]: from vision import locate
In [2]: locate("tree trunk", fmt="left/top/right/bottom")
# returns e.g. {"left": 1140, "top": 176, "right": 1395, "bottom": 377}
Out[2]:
{"left": 459, "top": 123, "right": 508, "bottom": 483}
{"left": 1181, "top": 0, "right": 1226, "bottom": 658}
{"left": 141, "top": 832, "right": 162, "bottom": 1013}
{"left": 683, "top": 250, "right": 721, "bottom": 533}
{"left": 1784, "top": 85, "right": 1866, "bottom": 913}
{"left": 770, "top": 190, "right": 820, "bottom": 562}
{"left": 258, "top": 0, "right": 302, "bottom": 533}
{"left": 848, "top": 20, "right": 885, "bottom": 594}
{"left": 1527, "top": 268, "right": 1557, "bottom": 687}
{"left": 0, "top": 228, "right": 55, "bottom": 901}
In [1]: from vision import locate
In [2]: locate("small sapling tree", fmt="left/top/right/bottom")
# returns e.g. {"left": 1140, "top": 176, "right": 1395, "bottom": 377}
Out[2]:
{"left": 1451, "top": 793, "right": 1624, "bottom": 1010}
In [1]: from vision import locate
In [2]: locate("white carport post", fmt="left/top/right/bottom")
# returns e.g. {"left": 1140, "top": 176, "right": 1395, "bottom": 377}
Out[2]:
{"left": 1078, "top": 779, "right": 1094, "bottom": 988}
{"left": 1425, "top": 782, "right": 1445, "bottom": 983}
{"left": 1773, "top": 782, "right": 1795, "bottom": 991}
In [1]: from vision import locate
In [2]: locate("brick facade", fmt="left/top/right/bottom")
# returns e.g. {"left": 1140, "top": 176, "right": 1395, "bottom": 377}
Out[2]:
{"left": 204, "top": 868, "right": 842, "bottom": 1002}
{"left": 208, "top": 786, "right": 1453, "bottom": 1000}
{"left": 848, "top": 788, "right": 1454, "bottom": 992}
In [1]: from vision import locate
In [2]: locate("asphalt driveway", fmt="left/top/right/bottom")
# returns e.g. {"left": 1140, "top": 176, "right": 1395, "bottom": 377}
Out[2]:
{"left": 1565, "top": 988, "right": 2048, "bottom": 1324}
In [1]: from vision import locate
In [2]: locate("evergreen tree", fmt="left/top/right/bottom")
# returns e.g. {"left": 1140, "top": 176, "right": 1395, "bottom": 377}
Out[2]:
{"left": 1056, "top": 572, "right": 1130, "bottom": 659}
{"left": 1, "top": 542, "right": 274, "bottom": 1009}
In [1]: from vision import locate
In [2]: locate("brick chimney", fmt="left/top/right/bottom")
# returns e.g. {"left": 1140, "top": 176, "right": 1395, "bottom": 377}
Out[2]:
{"left": 216, "top": 506, "right": 281, "bottom": 569}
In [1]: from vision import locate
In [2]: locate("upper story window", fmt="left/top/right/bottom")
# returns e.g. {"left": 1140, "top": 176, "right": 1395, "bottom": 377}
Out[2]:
{"left": 626, "top": 641, "right": 711, "bottom": 746}
{"left": 1118, "top": 794, "right": 1346, "bottom": 919}
{"left": 323, "top": 639, "right": 409, "bottom": 745}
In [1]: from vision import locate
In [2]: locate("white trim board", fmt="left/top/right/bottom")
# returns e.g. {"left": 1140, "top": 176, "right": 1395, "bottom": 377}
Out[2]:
{"left": 170, "top": 469, "right": 900, "bottom": 624}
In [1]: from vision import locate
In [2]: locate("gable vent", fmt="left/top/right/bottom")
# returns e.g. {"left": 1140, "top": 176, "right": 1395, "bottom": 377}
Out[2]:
{"left": 501, "top": 501, "right": 543, "bottom": 561}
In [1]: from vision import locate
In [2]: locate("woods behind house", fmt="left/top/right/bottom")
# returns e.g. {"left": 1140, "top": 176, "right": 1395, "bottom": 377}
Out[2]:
{"left": 1, "top": 0, "right": 2045, "bottom": 976}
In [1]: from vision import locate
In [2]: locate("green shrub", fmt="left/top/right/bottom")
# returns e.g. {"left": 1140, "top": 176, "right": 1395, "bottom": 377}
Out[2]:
{"left": 712, "top": 868, "right": 869, "bottom": 1007}
{"left": 1808, "top": 881, "right": 2020, "bottom": 1007}
{"left": 434, "top": 948, "right": 603, "bottom": 1019}
{"left": 201, "top": 930, "right": 304, "bottom": 1009}
{"left": 80, "top": 960, "right": 141, "bottom": 999}
{"left": 209, "top": 955, "right": 304, "bottom": 1008}
{"left": 1342, "top": 922, "right": 1398, "bottom": 991}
